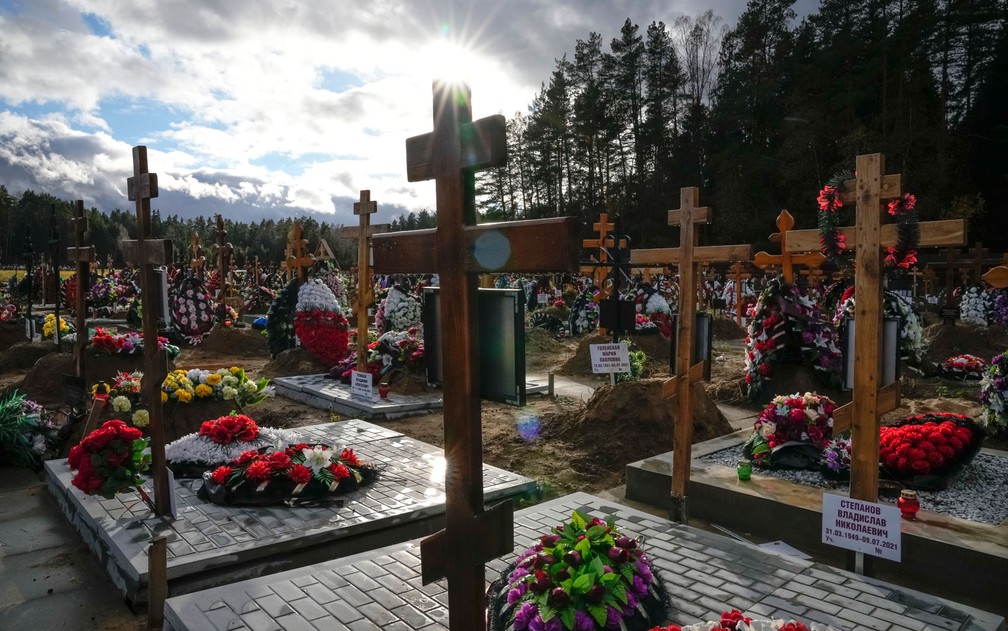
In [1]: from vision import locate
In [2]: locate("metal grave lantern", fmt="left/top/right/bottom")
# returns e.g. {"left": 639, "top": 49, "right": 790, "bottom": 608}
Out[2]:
{"left": 670, "top": 313, "right": 714, "bottom": 380}
{"left": 843, "top": 316, "right": 901, "bottom": 391}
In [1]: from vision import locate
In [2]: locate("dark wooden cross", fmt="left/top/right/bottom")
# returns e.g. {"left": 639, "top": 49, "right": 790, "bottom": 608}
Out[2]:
{"left": 213, "top": 215, "right": 233, "bottom": 307}
{"left": 67, "top": 200, "right": 95, "bottom": 378}
{"left": 967, "top": 242, "right": 989, "bottom": 284}
{"left": 728, "top": 260, "right": 752, "bottom": 326}
{"left": 189, "top": 233, "right": 206, "bottom": 281}
{"left": 284, "top": 224, "right": 314, "bottom": 284}
{"left": 349, "top": 189, "right": 378, "bottom": 372}
{"left": 371, "top": 81, "right": 577, "bottom": 630}
{"left": 121, "top": 146, "right": 172, "bottom": 516}
{"left": 629, "top": 188, "right": 752, "bottom": 522}
{"left": 752, "top": 209, "right": 826, "bottom": 284}
{"left": 581, "top": 208, "right": 627, "bottom": 298}
{"left": 783, "top": 154, "right": 965, "bottom": 508}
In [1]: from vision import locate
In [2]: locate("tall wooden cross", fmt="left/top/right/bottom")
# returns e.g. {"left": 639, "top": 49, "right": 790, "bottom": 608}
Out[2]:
{"left": 189, "top": 233, "right": 206, "bottom": 281}
{"left": 782, "top": 154, "right": 965, "bottom": 507}
{"left": 121, "top": 146, "right": 172, "bottom": 516}
{"left": 284, "top": 224, "right": 315, "bottom": 283}
{"left": 213, "top": 215, "right": 233, "bottom": 307}
{"left": 967, "top": 242, "right": 989, "bottom": 284}
{"left": 629, "top": 188, "right": 753, "bottom": 522}
{"left": 728, "top": 261, "right": 752, "bottom": 326}
{"left": 67, "top": 200, "right": 96, "bottom": 378}
{"left": 350, "top": 190, "right": 378, "bottom": 372}
{"left": 371, "top": 81, "right": 577, "bottom": 630}
{"left": 752, "top": 210, "right": 826, "bottom": 284}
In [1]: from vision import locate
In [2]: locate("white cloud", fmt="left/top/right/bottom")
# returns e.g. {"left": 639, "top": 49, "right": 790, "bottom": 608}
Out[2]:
{"left": 0, "top": 0, "right": 777, "bottom": 225}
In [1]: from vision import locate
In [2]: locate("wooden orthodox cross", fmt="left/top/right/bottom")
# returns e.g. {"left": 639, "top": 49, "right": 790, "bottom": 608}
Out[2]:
{"left": 371, "top": 81, "right": 577, "bottom": 630}
{"left": 630, "top": 188, "right": 752, "bottom": 522}
{"left": 783, "top": 155, "right": 965, "bottom": 507}
{"left": 967, "top": 242, "right": 989, "bottom": 284}
{"left": 284, "top": 224, "right": 315, "bottom": 284}
{"left": 581, "top": 208, "right": 627, "bottom": 298}
{"left": 213, "top": 215, "right": 233, "bottom": 307}
{"left": 350, "top": 189, "right": 378, "bottom": 372}
{"left": 121, "top": 146, "right": 172, "bottom": 516}
{"left": 189, "top": 233, "right": 206, "bottom": 281}
{"left": 67, "top": 200, "right": 96, "bottom": 378}
{"left": 752, "top": 210, "right": 825, "bottom": 284}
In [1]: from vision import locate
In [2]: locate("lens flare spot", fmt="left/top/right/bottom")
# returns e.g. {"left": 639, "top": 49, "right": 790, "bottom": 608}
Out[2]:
{"left": 473, "top": 229, "right": 511, "bottom": 270}
{"left": 515, "top": 414, "right": 541, "bottom": 442}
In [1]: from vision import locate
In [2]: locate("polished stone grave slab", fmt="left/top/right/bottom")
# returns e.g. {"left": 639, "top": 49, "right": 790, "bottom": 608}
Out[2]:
{"left": 273, "top": 374, "right": 550, "bottom": 420}
{"left": 625, "top": 429, "right": 1008, "bottom": 617}
{"left": 45, "top": 419, "right": 537, "bottom": 606}
{"left": 164, "top": 491, "right": 1003, "bottom": 630}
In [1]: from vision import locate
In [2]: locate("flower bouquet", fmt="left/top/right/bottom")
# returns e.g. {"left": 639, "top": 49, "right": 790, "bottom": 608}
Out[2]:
{"left": 171, "top": 276, "right": 217, "bottom": 345}
{"left": 958, "top": 286, "right": 991, "bottom": 325}
{"left": 743, "top": 392, "right": 837, "bottom": 470}
{"left": 266, "top": 279, "right": 299, "bottom": 356}
{"left": 197, "top": 443, "right": 379, "bottom": 506}
{"left": 879, "top": 412, "right": 984, "bottom": 490}
{"left": 375, "top": 285, "right": 421, "bottom": 333}
{"left": 568, "top": 288, "right": 600, "bottom": 337}
{"left": 67, "top": 419, "right": 152, "bottom": 503}
{"left": 940, "top": 354, "right": 986, "bottom": 380}
{"left": 819, "top": 436, "right": 853, "bottom": 480}
{"left": 980, "top": 351, "right": 1008, "bottom": 435}
{"left": 0, "top": 391, "right": 58, "bottom": 467}
{"left": 294, "top": 279, "right": 350, "bottom": 367}
{"left": 487, "top": 511, "right": 670, "bottom": 631}
{"left": 165, "top": 414, "right": 302, "bottom": 477}
{"left": 41, "top": 313, "right": 72, "bottom": 340}
{"left": 649, "top": 610, "right": 837, "bottom": 631}
{"left": 88, "top": 327, "right": 181, "bottom": 361}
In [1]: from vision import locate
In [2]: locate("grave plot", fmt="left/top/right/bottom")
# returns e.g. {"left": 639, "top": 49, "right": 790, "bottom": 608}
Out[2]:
{"left": 271, "top": 373, "right": 444, "bottom": 420}
{"left": 44, "top": 419, "right": 536, "bottom": 606}
{"left": 163, "top": 492, "right": 1004, "bottom": 631}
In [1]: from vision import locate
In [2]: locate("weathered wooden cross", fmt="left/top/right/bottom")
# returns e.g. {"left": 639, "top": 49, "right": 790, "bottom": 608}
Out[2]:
{"left": 213, "top": 215, "right": 233, "bottom": 307}
{"left": 283, "top": 224, "right": 315, "bottom": 284}
{"left": 752, "top": 209, "right": 825, "bottom": 284}
{"left": 966, "top": 242, "right": 989, "bottom": 284}
{"left": 67, "top": 200, "right": 96, "bottom": 378}
{"left": 121, "top": 146, "right": 172, "bottom": 516}
{"left": 189, "top": 233, "right": 206, "bottom": 281}
{"left": 371, "top": 81, "right": 577, "bottom": 630}
{"left": 782, "top": 154, "right": 966, "bottom": 506}
{"left": 630, "top": 188, "right": 752, "bottom": 522}
{"left": 347, "top": 189, "right": 379, "bottom": 372}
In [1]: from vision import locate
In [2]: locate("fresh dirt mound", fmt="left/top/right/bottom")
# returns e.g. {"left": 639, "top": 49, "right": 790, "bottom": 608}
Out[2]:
{"left": 923, "top": 322, "right": 1008, "bottom": 367}
{"left": 19, "top": 351, "right": 151, "bottom": 406}
{"left": 0, "top": 341, "right": 55, "bottom": 372}
{"left": 747, "top": 362, "right": 849, "bottom": 406}
{"left": 881, "top": 397, "right": 982, "bottom": 425}
{"left": 557, "top": 333, "right": 670, "bottom": 376}
{"left": 185, "top": 325, "right": 269, "bottom": 360}
{"left": 262, "top": 347, "right": 329, "bottom": 377}
{"left": 712, "top": 317, "right": 746, "bottom": 340}
{"left": 525, "top": 328, "right": 577, "bottom": 372}
{"left": 541, "top": 378, "right": 733, "bottom": 470}
{"left": 0, "top": 320, "right": 29, "bottom": 352}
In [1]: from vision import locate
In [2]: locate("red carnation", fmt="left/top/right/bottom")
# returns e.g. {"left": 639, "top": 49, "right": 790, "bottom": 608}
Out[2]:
{"left": 329, "top": 463, "right": 350, "bottom": 480}
{"left": 236, "top": 450, "right": 259, "bottom": 466}
{"left": 289, "top": 464, "right": 312, "bottom": 485}
{"left": 267, "top": 451, "right": 292, "bottom": 471}
{"left": 817, "top": 185, "right": 842, "bottom": 212}
{"left": 211, "top": 466, "right": 233, "bottom": 484}
{"left": 340, "top": 448, "right": 361, "bottom": 467}
{"left": 245, "top": 460, "right": 272, "bottom": 481}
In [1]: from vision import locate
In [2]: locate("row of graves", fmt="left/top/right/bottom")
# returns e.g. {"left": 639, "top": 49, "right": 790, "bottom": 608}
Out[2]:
{"left": 5, "top": 81, "right": 1002, "bottom": 630}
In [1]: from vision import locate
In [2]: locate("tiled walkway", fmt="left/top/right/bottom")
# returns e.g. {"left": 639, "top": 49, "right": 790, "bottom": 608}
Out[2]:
{"left": 164, "top": 492, "right": 1003, "bottom": 631}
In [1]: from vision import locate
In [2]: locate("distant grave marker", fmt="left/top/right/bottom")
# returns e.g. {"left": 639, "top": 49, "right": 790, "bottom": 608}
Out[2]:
{"left": 66, "top": 200, "right": 95, "bottom": 379}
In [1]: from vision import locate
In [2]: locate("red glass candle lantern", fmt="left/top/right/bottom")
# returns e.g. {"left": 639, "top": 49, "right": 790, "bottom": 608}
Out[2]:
{"left": 897, "top": 489, "right": 920, "bottom": 519}
{"left": 378, "top": 382, "right": 390, "bottom": 399}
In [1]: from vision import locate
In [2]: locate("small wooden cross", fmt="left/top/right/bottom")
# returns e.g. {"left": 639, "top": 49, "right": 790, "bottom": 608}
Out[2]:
{"left": 213, "top": 215, "right": 233, "bottom": 306}
{"left": 752, "top": 210, "right": 826, "bottom": 284}
{"left": 371, "top": 81, "right": 577, "bottom": 630}
{"left": 783, "top": 154, "right": 966, "bottom": 506}
{"left": 284, "top": 224, "right": 315, "bottom": 283}
{"left": 67, "top": 200, "right": 95, "bottom": 378}
{"left": 189, "top": 233, "right": 206, "bottom": 281}
{"left": 351, "top": 189, "right": 378, "bottom": 372}
{"left": 121, "top": 146, "right": 172, "bottom": 517}
{"left": 728, "top": 260, "right": 752, "bottom": 326}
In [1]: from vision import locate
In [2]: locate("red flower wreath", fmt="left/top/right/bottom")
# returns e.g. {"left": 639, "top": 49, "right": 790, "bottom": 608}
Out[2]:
{"left": 293, "top": 308, "right": 350, "bottom": 367}
{"left": 199, "top": 414, "right": 260, "bottom": 445}
{"left": 880, "top": 413, "right": 979, "bottom": 477}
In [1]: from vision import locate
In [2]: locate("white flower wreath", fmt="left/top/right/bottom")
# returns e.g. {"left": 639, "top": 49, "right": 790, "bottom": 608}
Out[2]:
{"left": 959, "top": 286, "right": 991, "bottom": 326}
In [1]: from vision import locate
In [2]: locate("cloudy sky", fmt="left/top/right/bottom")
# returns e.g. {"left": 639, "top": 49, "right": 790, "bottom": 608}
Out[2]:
{"left": 0, "top": 0, "right": 783, "bottom": 227}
